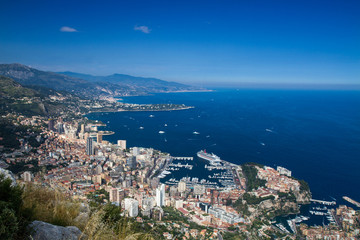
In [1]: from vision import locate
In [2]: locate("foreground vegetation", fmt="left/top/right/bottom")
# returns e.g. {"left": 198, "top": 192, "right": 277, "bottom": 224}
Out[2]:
{"left": 0, "top": 175, "right": 156, "bottom": 240}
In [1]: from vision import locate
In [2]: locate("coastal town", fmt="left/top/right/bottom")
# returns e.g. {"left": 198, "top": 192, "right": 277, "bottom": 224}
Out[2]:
{"left": 1, "top": 112, "right": 359, "bottom": 239}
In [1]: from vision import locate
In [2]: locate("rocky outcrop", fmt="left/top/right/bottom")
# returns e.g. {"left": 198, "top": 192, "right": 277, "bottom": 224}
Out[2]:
{"left": 29, "top": 221, "right": 82, "bottom": 240}
{"left": 0, "top": 167, "right": 17, "bottom": 186}
{"left": 294, "top": 190, "right": 311, "bottom": 204}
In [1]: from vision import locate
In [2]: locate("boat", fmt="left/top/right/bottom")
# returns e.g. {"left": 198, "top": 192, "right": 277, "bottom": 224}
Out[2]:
{"left": 139, "top": 126, "right": 144, "bottom": 130}
{"left": 197, "top": 150, "right": 222, "bottom": 165}
{"left": 149, "top": 115, "right": 154, "bottom": 118}
{"left": 159, "top": 131, "right": 165, "bottom": 134}
{"left": 193, "top": 131, "right": 200, "bottom": 134}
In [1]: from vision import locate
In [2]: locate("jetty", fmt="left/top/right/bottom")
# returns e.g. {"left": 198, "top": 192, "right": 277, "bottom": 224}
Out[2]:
{"left": 343, "top": 196, "right": 360, "bottom": 208}
{"left": 168, "top": 163, "right": 193, "bottom": 170}
{"left": 171, "top": 157, "right": 193, "bottom": 161}
{"left": 310, "top": 199, "right": 336, "bottom": 206}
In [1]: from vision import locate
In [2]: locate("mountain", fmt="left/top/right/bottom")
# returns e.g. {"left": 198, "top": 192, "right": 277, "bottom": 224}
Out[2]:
{"left": 0, "top": 63, "right": 125, "bottom": 98}
{"left": 58, "top": 71, "right": 192, "bottom": 90}
{"left": 0, "top": 75, "right": 37, "bottom": 98}
{"left": 0, "top": 64, "right": 202, "bottom": 98}
{"left": 0, "top": 75, "right": 75, "bottom": 116}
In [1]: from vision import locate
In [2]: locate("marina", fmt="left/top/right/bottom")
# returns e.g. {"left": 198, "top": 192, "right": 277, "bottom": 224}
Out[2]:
{"left": 159, "top": 150, "right": 237, "bottom": 189}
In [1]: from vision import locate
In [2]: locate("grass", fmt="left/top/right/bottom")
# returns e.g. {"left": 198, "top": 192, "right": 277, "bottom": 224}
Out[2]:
{"left": 1, "top": 175, "right": 157, "bottom": 239}
{"left": 21, "top": 183, "right": 81, "bottom": 227}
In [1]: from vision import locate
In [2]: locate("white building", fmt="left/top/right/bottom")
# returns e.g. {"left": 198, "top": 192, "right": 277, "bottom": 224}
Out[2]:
{"left": 156, "top": 184, "right": 165, "bottom": 207}
{"left": 117, "top": 140, "right": 126, "bottom": 150}
{"left": 178, "top": 181, "right": 187, "bottom": 193}
{"left": 277, "top": 166, "right": 292, "bottom": 177}
{"left": 124, "top": 198, "right": 139, "bottom": 217}
{"left": 132, "top": 147, "right": 139, "bottom": 156}
{"left": 23, "top": 171, "right": 32, "bottom": 182}
{"left": 193, "top": 184, "right": 205, "bottom": 195}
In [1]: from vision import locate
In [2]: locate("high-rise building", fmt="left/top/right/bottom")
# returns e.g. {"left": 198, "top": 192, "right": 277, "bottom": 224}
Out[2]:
{"left": 97, "top": 133, "right": 103, "bottom": 144}
{"left": 124, "top": 198, "right": 138, "bottom": 217}
{"left": 86, "top": 137, "right": 94, "bottom": 155}
{"left": 56, "top": 122, "right": 64, "bottom": 134}
{"left": 178, "top": 181, "right": 187, "bottom": 193}
{"left": 156, "top": 184, "right": 165, "bottom": 207}
{"left": 48, "top": 119, "right": 55, "bottom": 131}
{"left": 126, "top": 156, "right": 137, "bottom": 169}
{"left": 80, "top": 124, "right": 85, "bottom": 133}
{"left": 132, "top": 147, "right": 139, "bottom": 156}
{"left": 117, "top": 140, "right": 126, "bottom": 150}
{"left": 109, "top": 188, "right": 125, "bottom": 204}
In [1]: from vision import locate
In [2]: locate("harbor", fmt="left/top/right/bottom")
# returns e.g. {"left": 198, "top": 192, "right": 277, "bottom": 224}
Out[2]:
{"left": 159, "top": 151, "right": 237, "bottom": 189}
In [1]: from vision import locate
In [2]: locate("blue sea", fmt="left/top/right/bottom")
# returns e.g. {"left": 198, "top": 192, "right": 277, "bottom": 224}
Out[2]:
{"left": 87, "top": 89, "right": 360, "bottom": 207}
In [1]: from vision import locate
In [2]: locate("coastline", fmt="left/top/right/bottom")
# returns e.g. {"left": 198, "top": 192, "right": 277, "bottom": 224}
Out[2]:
{"left": 87, "top": 106, "right": 195, "bottom": 114}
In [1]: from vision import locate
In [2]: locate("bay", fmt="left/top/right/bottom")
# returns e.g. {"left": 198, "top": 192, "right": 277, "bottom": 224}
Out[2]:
{"left": 87, "top": 89, "right": 360, "bottom": 203}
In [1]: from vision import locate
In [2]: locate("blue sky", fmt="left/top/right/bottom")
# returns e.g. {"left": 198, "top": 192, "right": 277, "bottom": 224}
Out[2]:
{"left": 0, "top": 0, "right": 359, "bottom": 85}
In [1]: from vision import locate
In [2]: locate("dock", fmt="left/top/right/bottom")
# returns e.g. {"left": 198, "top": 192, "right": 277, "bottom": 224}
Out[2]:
{"left": 343, "top": 196, "right": 360, "bottom": 208}
{"left": 171, "top": 157, "right": 193, "bottom": 161}
{"left": 310, "top": 199, "right": 336, "bottom": 206}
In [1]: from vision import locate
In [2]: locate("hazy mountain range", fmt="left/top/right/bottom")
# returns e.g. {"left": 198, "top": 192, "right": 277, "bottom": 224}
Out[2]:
{"left": 0, "top": 63, "right": 202, "bottom": 98}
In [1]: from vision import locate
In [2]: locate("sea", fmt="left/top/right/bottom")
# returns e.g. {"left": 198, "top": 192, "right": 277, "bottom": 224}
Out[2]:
{"left": 87, "top": 88, "right": 360, "bottom": 226}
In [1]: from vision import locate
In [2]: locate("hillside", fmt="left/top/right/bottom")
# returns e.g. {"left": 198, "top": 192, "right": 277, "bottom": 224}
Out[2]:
{"left": 0, "top": 75, "right": 79, "bottom": 116}
{"left": 0, "top": 64, "right": 202, "bottom": 98}
{"left": 59, "top": 71, "right": 193, "bottom": 91}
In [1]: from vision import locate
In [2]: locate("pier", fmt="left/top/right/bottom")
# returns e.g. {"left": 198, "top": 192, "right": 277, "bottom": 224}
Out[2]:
{"left": 168, "top": 163, "right": 193, "bottom": 170}
{"left": 343, "top": 196, "right": 360, "bottom": 208}
{"left": 171, "top": 157, "right": 193, "bottom": 161}
{"left": 205, "top": 165, "right": 227, "bottom": 170}
{"left": 310, "top": 199, "right": 336, "bottom": 206}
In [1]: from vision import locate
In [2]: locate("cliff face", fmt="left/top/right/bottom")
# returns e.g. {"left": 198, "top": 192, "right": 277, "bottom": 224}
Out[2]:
{"left": 259, "top": 199, "right": 300, "bottom": 214}
{"left": 294, "top": 189, "right": 312, "bottom": 204}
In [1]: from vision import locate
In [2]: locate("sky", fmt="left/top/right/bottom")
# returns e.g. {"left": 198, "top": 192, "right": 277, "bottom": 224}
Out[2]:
{"left": 0, "top": 0, "right": 359, "bottom": 86}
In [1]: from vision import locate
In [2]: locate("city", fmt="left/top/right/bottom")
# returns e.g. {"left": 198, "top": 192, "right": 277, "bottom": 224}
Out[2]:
{"left": 1, "top": 112, "right": 359, "bottom": 239}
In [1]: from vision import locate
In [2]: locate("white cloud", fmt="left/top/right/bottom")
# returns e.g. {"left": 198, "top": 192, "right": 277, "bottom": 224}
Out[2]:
{"left": 60, "top": 26, "right": 78, "bottom": 32}
{"left": 134, "top": 25, "right": 151, "bottom": 34}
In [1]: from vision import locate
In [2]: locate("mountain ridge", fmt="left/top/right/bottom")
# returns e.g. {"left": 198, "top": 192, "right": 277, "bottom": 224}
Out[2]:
{"left": 0, "top": 63, "right": 202, "bottom": 98}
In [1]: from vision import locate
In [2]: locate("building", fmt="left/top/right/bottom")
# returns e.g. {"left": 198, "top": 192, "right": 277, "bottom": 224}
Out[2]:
{"left": 152, "top": 206, "right": 164, "bottom": 221}
{"left": 156, "top": 184, "right": 165, "bottom": 207}
{"left": 23, "top": 171, "right": 32, "bottom": 182}
{"left": 109, "top": 188, "right": 125, "bottom": 204}
{"left": 126, "top": 156, "right": 137, "bottom": 169}
{"left": 150, "top": 178, "right": 159, "bottom": 189}
{"left": 124, "top": 198, "right": 139, "bottom": 217}
{"left": 277, "top": 166, "right": 292, "bottom": 177}
{"left": 86, "top": 137, "right": 94, "bottom": 155}
{"left": 117, "top": 140, "right": 126, "bottom": 150}
{"left": 208, "top": 207, "right": 244, "bottom": 224}
{"left": 97, "top": 133, "right": 103, "bottom": 144}
{"left": 194, "top": 184, "right": 206, "bottom": 196}
{"left": 56, "top": 122, "right": 64, "bottom": 134}
{"left": 198, "top": 202, "right": 210, "bottom": 213}
{"left": 178, "top": 181, "right": 187, "bottom": 193}
{"left": 132, "top": 147, "right": 139, "bottom": 156}
{"left": 95, "top": 164, "right": 103, "bottom": 174}
{"left": 48, "top": 119, "right": 55, "bottom": 131}
{"left": 169, "top": 186, "right": 178, "bottom": 196}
